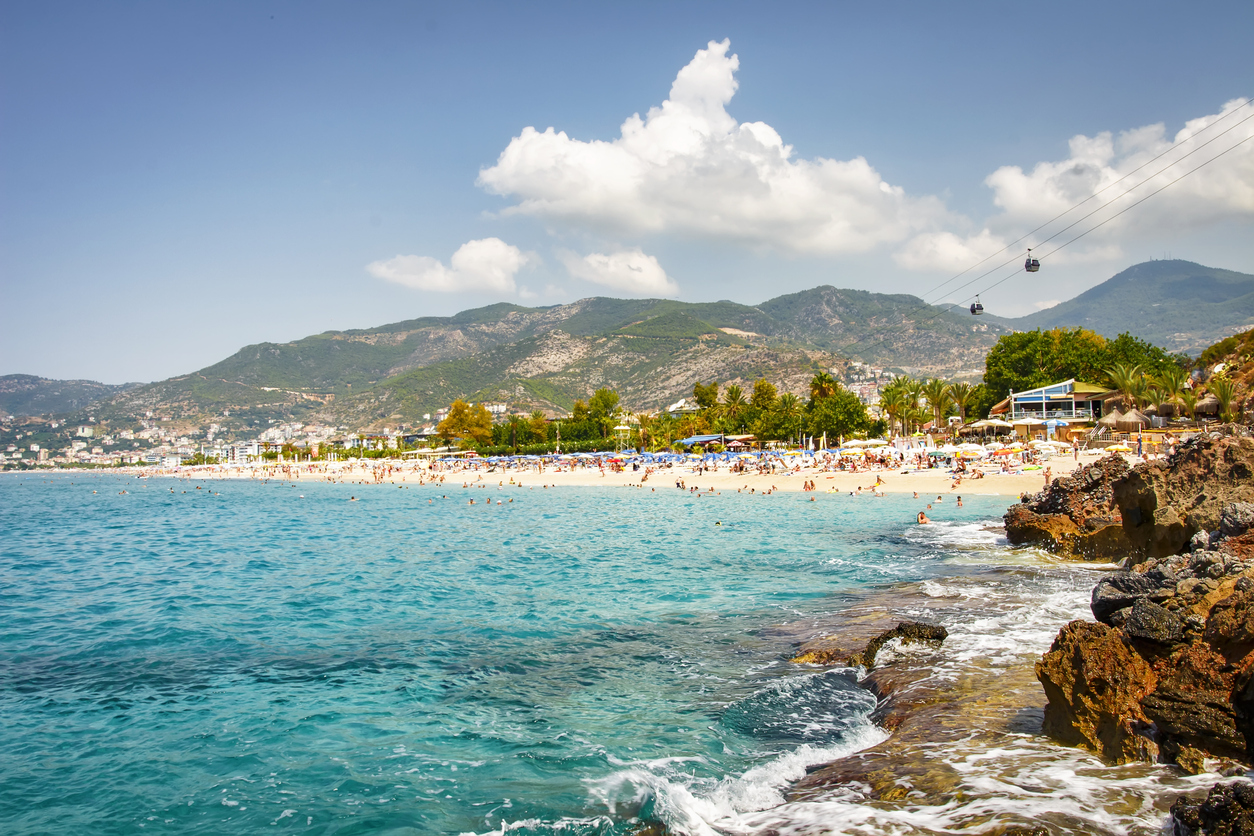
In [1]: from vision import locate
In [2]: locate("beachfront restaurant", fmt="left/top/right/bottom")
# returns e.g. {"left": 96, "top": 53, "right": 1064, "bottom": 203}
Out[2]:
{"left": 989, "top": 379, "right": 1111, "bottom": 437}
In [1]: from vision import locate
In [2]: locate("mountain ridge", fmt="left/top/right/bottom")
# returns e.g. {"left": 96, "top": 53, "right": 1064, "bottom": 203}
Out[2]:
{"left": 11, "top": 259, "right": 1251, "bottom": 430}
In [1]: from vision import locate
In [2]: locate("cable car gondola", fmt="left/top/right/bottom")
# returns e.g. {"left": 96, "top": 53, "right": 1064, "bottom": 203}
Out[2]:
{"left": 970, "top": 295, "right": 984, "bottom": 316}
{"left": 1025, "top": 248, "right": 1041, "bottom": 273}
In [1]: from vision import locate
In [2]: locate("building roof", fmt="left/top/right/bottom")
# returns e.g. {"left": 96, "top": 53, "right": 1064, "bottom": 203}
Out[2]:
{"left": 1009, "top": 379, "right": 1112, "bottom": 400}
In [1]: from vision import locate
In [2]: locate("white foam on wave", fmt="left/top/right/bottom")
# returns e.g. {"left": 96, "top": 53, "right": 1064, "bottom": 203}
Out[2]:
{"left": 715, "top": 745, "right": 1234, "bottom": 835}
{"left": 585, "top": 723, "right": 891, "bottom": 836}
{"left": 902, "top": 518, "right": 1007, "bottom": 551}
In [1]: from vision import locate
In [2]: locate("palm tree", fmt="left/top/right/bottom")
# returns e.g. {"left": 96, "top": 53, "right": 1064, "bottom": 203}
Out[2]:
{"left": 879, "top": 387, "right": 905, "bottom": 437}
{"left": 921, "top": 378, "right": 952, "bottom": 430}
{"left": 721, "top": 384, "right": 748, "bottom": 431}
{"left": 1155, "top": 365, "right": 1189, "bottom": 416}
{"left": 949, "top": 382, "right": 977, "bottom": 423}
{"left": 777, "top": 393, "right": 803, "bottom": 443}
{"left": 1180, "top": 389, "right": 1199, "bottom": 421}
{"left": 1106, "top": 363, "right": 1145, "bottom": 411}
{"left": 635, "top": 412, "right": 654, "bottom": 451}
{"left": 1210, "top": 377, "right": 1239, "bottom": 423}
{"left": 1129, "top": 375, "right": 1151, "bottom": 411}
{"left": 809, "top": 372, "right": 839, "bottom": 402}
{"left": 906, "top": 405, "right": 931, "bottom": 435}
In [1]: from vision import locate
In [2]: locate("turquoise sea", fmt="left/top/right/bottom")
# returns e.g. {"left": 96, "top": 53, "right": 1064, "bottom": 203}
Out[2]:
{"left": 0, "top": 474, "right": 1205, "bottom": 834}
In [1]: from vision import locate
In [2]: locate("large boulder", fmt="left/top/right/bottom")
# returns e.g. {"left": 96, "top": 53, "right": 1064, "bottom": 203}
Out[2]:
{"left": 1171, "top": 781, "right": 1254, "bottom": 836}
{"left": 1036, "top": 620, "right": 1159, "bottom": 763}
{"left": 1004, "top": 454, "right": 1134, "bottom": 560}
{"left": 1042, "top": 551, "right": 1254, "bottom": 768}
{"left": 1115, "top": 436, "right": 1254, "bottom": 561}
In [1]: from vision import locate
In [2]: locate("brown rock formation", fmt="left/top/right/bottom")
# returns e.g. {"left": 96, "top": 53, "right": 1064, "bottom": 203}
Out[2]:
{"left": 1004, "top": 454, "right": 1133, "bottom": 559}
{"left": 1006, "top": 434, "right": 1254, "bottom": 564}
{"left": 1036, "top": 620, "right": 1159, "bottom": 763}
{"left": 1032, "top": 432, "right": 1254, "bottom": 768}
{"left": 1116, "top": 436, "right": 1254, "bottom": 560}
{"left": 1039, "top": 548, "right": 1254, "bottom": 767}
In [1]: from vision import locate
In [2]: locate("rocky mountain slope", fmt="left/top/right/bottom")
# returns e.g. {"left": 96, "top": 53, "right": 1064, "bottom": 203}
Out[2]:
{"left": 91, "top": 288, "right": 1007, "bottom": 427}
{"left": 1012, "top": 260, "right": 1254, "bottom": 354}
{"left": 0, "top": 375, "right": 139, "bottom": 418}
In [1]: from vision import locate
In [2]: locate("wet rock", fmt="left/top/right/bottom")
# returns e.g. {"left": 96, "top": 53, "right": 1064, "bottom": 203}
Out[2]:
{"left": 1125, "top": 597, "right": 1184, "bottom": 645}
{"left": 1035, "top": 620, "right": 1159, "bottom": 763}
{"left": 847, "top": 621, "right": 947, "bottom": 669}
{"left": 1092, "top": 570, "right": 1176, "bottom": 624}
{"left": 1206, "top": 590, "right": 1254, "bottom": 664}
{"left": 1142, "top": 642, "right": 1245, "bottom": 762}
{"left": 1177, "top": 745, "right": 1209, "bottom": 776}
{"left": 1171, "top": 780, "right": 1254, "bottom": 836}
{"left": 1222, "top": 504, "right": 1254, "bottom": 540}
{"left": 1004, "top": 455, "right": 1133, "bottom": 560}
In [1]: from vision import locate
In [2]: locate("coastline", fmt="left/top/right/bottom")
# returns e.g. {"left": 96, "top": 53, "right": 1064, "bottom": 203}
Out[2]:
{"left": 128, "top": 448, "right": 1116, "bottom": 500}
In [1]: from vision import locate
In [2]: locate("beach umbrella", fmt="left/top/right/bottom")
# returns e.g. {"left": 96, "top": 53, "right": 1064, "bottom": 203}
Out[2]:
{"left": 983, "top": 419, "right": 1014, "bottom": 429}
{"left": 1116, "top": 410, "right": 1150, "bottom": 432}
{"left": 1097, "top": 408, "right": 1123, "bottom": 427}
{"left": 1107, "top": 443, "right": 1133, "bottom": 452}
{"left": 1195, "top": 395, "right": 1221, "bottom": 415}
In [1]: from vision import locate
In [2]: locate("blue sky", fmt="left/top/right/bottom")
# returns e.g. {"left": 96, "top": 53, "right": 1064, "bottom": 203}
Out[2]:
{"left": 3, "top": 0, "right": 1252, "bottom": 383}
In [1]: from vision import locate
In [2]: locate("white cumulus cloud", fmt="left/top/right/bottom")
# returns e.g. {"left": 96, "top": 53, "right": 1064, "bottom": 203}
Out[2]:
{"left": 898, "top": 99, "right": 1254, "bottom": 271}
{"left": 478, "top": 39, "right": 946, "bottom": 255}
{"left": 367, "top": 238, "right": 530, "bottom": 293}
{"left": 558, "top": 248, "right": 679, "bottom": 296}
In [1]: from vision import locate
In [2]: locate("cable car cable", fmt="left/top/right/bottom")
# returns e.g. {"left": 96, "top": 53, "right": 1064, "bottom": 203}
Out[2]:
{"left": 908, "top": 99, "right": 1253, "bottom": 306}
{"left": 830, "top": 106, "right": 1254, "bottom": 360}
{"left": 964, "top": 132, "right": 1254, "bottom": 305}
{"left": 834, "top": 132, "right": 1254, "bottom": 365}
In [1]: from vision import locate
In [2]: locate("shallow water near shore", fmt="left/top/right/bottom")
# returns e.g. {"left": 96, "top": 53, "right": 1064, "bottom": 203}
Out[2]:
{"left": 0, "top": 474, "right": 1222, "bottom": 834}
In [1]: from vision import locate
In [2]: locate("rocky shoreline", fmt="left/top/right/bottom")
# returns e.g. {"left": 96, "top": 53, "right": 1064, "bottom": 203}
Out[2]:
{"left": 1006, "top": 430, "right": 1254, "bottom": 834}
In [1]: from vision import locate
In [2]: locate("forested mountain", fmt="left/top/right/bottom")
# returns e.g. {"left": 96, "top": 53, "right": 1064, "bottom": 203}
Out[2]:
{"left": 1011, "top": 260, "right": 1254, "bottom": 354}
{"left": 19, "top": 259, "right": 1252, "bottom": 431}
{"left": 0, "top": 375, "right": 139, "bottom": 418}
{"left": 91, "top": 289, "right": 1007, "bottom": 427}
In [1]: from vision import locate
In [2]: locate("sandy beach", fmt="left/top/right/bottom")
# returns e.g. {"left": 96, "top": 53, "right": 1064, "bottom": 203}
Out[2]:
{"left": 163, "top": 448, "right": 1119, "bottom": 499}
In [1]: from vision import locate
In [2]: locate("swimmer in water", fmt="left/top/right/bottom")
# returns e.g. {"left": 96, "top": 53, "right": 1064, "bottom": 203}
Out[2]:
{"left": 917, "top": 511, "right": 930, "bottom": 524}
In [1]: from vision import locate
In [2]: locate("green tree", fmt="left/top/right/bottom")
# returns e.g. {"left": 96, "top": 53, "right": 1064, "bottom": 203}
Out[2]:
{"left": 588, "top": 388, "right": 620, "bottom": 421}
{"left": 1107, "top": 332, "right": 1187, "bottom": 377}
{"left": 693, "top": 381, "right": 720, "bottom": 410}
{"left": 983, "top": 328, "right": 1112, "bottom": 401}
{"left": 721, "top": 384, "right": 748, "bottom": 431}
{"left": 588, "top": 387, "right": 621, "bottom": 438}
{"left": 808, "top": 372, "right": 838, "bottom": 403}
{"left": 438, "top": 400, "right": 493, "bottom": 447}
{"left": 805, "top": 388, "right": 870, "bottom": 441}
{"left": 528, "top": 411, "right": 549, "bottom": 443}
{"left": 750, "top": 378, "right": 778, "bottom": 412}
{"left": 1210, "top": 376, "right": 1239, "bottom": 422}
{"left": 949, "top": 382, "right": 977, "bottom": 423}
{"left": 1105, "top": 363, "right": 1145, "bottom": 410}
{"left": 571, "top": 400, "right": 590, "bottom": 422}
{"left": 1180, "top": 388, "right": 1199, "bottom": 420}
{"left": 1155, "top": 365, "right": 1189, "bottom": 416}
{"left": 921, "top": 378, "right": 952, "bottom": 429}
{"left": 755, "top": 392, "right": 803, "bottom": 442}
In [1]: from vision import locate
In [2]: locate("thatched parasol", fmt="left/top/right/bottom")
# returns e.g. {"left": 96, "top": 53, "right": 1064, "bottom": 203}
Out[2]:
{"left": 1116, "top": 409, "right": 1150, "bottom": 432}
{"left": 1195, "top": 394, "right": 1221, "bottom": 415}
{"left": 1097, "top": 407, "right": 1124, "bottom": 427}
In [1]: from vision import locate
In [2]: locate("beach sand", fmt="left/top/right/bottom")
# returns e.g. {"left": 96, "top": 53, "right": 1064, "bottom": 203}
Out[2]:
{"left": 173, "top": 448, "right": 1116, "bottom": 498}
